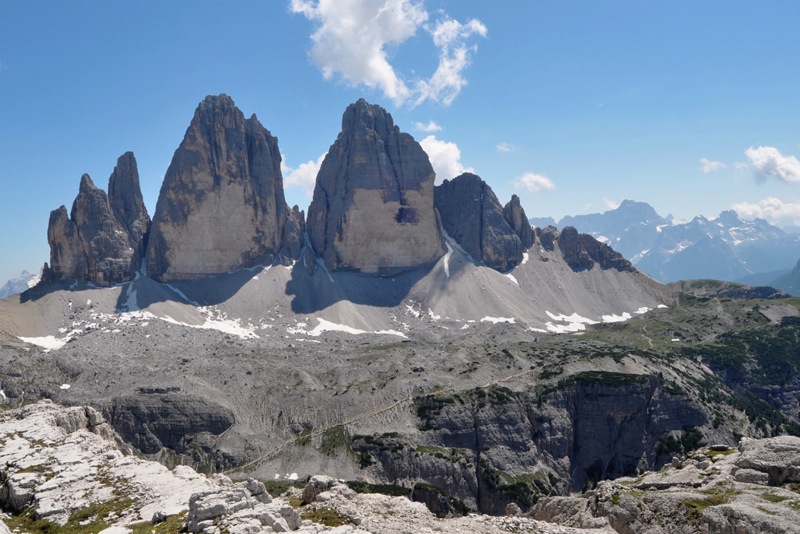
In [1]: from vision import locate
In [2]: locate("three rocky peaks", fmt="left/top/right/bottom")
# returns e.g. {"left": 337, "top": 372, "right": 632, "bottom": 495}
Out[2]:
{"left": 44, "top": 94, "right": 632, "bottom": 286}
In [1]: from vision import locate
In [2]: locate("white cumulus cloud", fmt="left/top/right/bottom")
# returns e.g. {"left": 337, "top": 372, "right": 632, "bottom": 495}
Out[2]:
{"left": 731, "top": 197, "right": 800, "bottom": 226}
{"left": 419, "top": 135, "right": 473, "bottom": 184}
{"left": 414, "top": 17, "right": 487, "bottom": 106}
{"left": 496, "top": 142, "right": 515, "bottom": 153}
{"left": 700, "top": 158, "right": 726, "bottom": 173}
{"left": 282, "top": 153, "right": 327, "bottom": 196}
{"left": 513, "top": 172, "right": 555, "bottom": 194}
{"left": 745, "top": 146, "right": 800, "bottom": 184}
{"left": 414, "top": 120, "right": 442, "bottom": 132}
{"left": 291, "top": 0, "right": 486, "bottom": 106}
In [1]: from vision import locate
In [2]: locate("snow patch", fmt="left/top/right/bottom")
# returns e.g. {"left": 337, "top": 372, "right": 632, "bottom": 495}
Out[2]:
{"left": 521, "top": 252, "right": 529, "bottom": 265}
{"left": 161, "top": 310, "right": 259, "bottom": 340}
{"left": 59, "top": 384, "right": 71, "bottom": 390}
{"left": 443, "top": 242, "right": 453, "bottom": 278}
{"left": 480, "top": 316, "right": 515, "bottom": 324}
{"left": 634, "top": 307, "right": 651, "bottom": 315}
{"left": 428, "top": 309, "right": 441, "bottom": 321}
{"left": 291, "top": 318, "right": 406, "bottom": 338}
{"left": 19, "top": 335, "right": 72, "bottom": 351}
{"left": 165, "top": 284, "right": 199, "bottom": 306}
{"left": 658, "top": 304, "right": 668, "bottom": 309}
{"left": 505, "top": 273, "right": 519, "bottom": 285}
{"left": 602, "top": 312, "right": 632, "bottom": 323}
{"left": 546, "top": 311, "right": 598, "bottom": 325}
{"left": 545, "top": 321, "right": 587, "bottom": 333}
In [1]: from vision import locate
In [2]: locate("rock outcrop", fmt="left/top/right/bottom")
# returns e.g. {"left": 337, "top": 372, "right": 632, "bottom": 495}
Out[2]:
{"left": 44, "top": 164, "right": 149, "bottom": 286}
{"left": 0, "top": 401, "right": 605, "bottom": 534}
{"left": 307, "top": 99, "right": 445, "bottom": 274}
{"left": 434, "top": 173, "right": 528, "bottom": 272}
{"left": 531, "top": 437, "right": 800, "bottom": 534}
{"left": 108, "top": 151, "right": 150, "bottom": 259}
{"left": 503, "top": 194, "right": 535, "bottom": 249}
{"left": 147, "top": 94, "right": 302, "bottom": 281}
{"left": 534, "top": 226, "right": 635, "bottom": 272}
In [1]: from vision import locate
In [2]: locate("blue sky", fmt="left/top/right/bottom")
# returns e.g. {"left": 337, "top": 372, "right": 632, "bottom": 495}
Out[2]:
{"left": 2, "top": 1, "right": 800, "bottom": 282}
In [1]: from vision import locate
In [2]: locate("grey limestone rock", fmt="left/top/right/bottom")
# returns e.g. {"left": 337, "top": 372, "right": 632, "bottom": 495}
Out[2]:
{"left": 503, "top": 194, "right": 535, "bottom": 250}
{"left": 534, "top": 226, "right": 635, "bottom": 272}
{"left": 434, "top": 172, "right": 526, "bottom": 272}
{"left": 735, "top": 435, "right": 800, "bottom": 485}
{"left": 108, "top": 151, "right": 151, "bottom": 259}
{"left": 45, "top": 173, "right": 142, "bottom": 286}
{"left": 307, "top": 98, "right": 445, "bottom": 274}
{"left": 147, "top": 94, "right": 294, "bottom": 280}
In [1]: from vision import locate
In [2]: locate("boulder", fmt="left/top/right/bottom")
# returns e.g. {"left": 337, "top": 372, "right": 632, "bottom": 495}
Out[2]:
{"left": 434, "top": 172, "right": 525, "bottom": 271}
{"left": 736, "top": 435, "right": 800, "bottom": 485}
{"left": 147, "top": 94, "right": 294, "bottom": 280}
{"left": 307, "top": 99, "right": 444, "bottom": 274}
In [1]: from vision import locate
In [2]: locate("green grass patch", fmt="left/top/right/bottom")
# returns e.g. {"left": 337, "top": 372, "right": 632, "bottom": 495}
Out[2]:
{"left": 300, "top": 507, "right": 350, "bottom": 527}
{"left": 346, "top": 480, "right": 410, "bottom": 497}
{"left": 128, "top": 511, "right": 187, "bottom": 534}
{"left": 708, "top": 448, "right": 735, "bottom": 459}
{"left": 761, "top": 491, "right": 791, "bottom": 503}
{"left": 320, "top": 425, "right": 350, "bottom": 456}
{"left": 683, "top": 488, "right": 737, "bottom": 518}
{"left": 263, "top": 479, "right": 306, "bottom": 497}
{"left": 6, "top": 495, "right": 136, "bottom": 534}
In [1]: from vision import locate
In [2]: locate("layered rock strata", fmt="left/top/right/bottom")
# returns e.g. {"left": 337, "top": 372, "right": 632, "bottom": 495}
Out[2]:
{"left": 44, "top": 157, "right": 150, "bottom": 286}
{"left": 307, "top": 99, "right": 445, "bottom": 274}
{"left": 147, "top": 94, "right": 301, "bottom": 281}
{"left": 434, "top": 173, "right": 532, "bottom": 272}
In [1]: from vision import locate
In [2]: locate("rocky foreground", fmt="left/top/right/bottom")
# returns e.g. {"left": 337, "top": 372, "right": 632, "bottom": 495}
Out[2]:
{"left": 0, "top": 402, "right": 799, "bottom": 533}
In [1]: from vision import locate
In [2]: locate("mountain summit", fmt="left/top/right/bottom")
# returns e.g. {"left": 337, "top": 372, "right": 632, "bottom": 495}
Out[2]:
{"left": 307, "top": 99, "right": 445, "bottom": 274}
{"left": 43, "top": 154, "right": 150, "bottom": 286}
{"left": 146, "top": 94, "right": 302, "bottom": 281}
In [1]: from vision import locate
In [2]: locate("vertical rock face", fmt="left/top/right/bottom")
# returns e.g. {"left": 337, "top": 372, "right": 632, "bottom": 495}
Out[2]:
{"left": 434, "top": 173, "right": 527, "bottom": 272}
{"left": 147, "top": 94, "right": 299, "bottom": 281}
{"left": 108, "top": 151, "right": 150, "bottom": 259}
{"left": 307, "top": 99, "right": 444, "bottom": 273}
{"left": 45, "top": 174, "right": 141, "bottom": 285}
{"left": 503, "top": 194, "right": 535, "bottom": 249}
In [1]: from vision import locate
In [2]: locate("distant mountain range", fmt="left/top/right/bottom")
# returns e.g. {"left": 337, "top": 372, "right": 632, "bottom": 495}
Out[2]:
{"left": 534, "top": 200, "right": 800, "bottom": 292}
{"left": 0, "top": 270, "right": 40, "bottom": 299}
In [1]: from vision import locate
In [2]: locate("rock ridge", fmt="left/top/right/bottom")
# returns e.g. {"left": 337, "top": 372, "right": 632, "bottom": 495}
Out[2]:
{"left": 434, "top": 172, "right": 531, "bottom": 272}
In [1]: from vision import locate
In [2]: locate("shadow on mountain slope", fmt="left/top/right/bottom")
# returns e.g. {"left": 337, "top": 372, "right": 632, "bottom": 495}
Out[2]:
{"left": 285, "top": 260, "right": 445, "bottom": 314}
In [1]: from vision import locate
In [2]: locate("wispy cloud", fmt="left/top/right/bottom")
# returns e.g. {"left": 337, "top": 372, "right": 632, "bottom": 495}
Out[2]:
{"left": 602, "top": 197, "right": 620, "bottom": 210}
{"left": 291, "top": 0, "right": 486, "bottom": 106}
{"left": 414, "top": 120, "right": 442, "bottom": 132}
{"left": 745, "top": 146, "right": 800, "bottom": 184}
{"left": 496, "top": 142, "right": 515, "bottom": 153}
{"left": 282, "top": 153, "right": 327, "bottom": 196}
{"left": 414, "top": 16, "right": 487, "bottom": 106}
{"left": 700, "top": 157, "right": 726, "bottom": 173}
{"left": 512, "top": 172, "right": 555, "bottom": 194}
{"left": 419, "top": 135, "right": 473, "bottom": 184}
{"left": 732, "top": 197, "right": 800, "bottom": 225}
